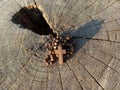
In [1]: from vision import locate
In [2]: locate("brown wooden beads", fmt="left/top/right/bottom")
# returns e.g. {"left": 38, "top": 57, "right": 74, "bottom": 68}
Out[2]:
{"left": 44, "top": 36, "right": 75, "bottom": 66}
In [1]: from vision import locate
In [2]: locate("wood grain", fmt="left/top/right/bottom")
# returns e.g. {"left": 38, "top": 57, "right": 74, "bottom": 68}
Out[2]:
{"left": 0, "top": 0, "right": 120, "bottom": 90}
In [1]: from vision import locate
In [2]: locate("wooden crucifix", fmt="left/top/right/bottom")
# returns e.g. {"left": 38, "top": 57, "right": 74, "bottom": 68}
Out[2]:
{"left": 55, "top": 43, "right": 66, "bottom": 65}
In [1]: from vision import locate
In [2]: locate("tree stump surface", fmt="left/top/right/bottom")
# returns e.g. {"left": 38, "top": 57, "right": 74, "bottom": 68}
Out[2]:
{"left": 0, "top": 0, "right": 120, "bottom": 90}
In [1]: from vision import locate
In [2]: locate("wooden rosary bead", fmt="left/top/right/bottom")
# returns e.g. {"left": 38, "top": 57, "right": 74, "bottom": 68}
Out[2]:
{"left": 55, "top": 39, "right": 59, "bottom": 43}
{"left": 62, "top": 43, "right": 65, "bottom": 46}
{"left": 51, "top": 58, "right": 54, "bottom": 61}
{"left": 66, "top": 36, "right": 71, "bottom": 40}
{"left": 45, "top": 58, "right": 49, "bottom": 62}
{"left": 53, "top": 46, "right": 57, "bottom": 49}
{"left": 50, "top": 62, "right": 53, "bottom": 65}
{"left": 46, "top": 55, "right": 50, "bottom": 58}
{"left": 66, "top": 54, "right": 70, "bottom": 58}
{"left": 63, "top": 40, "right": 67, "bottom": 43}
{"left": 56, "top": 54, "right": 59, "bottom": 57}
{"left": 46, "top": 62, "right": 50, "bottom": 66}
{"left": 54, "top": 42, "right": 58, "bottom": 46}
{"left": 70, "top": 52, "right": 73, "bottom": 55}
{"left": 70, "top": 47, "right": 74, "bottom": 51}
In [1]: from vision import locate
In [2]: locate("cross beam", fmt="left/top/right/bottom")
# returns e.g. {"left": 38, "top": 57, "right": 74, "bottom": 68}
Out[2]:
{"left": 55, "top": 43, "right": 66, "bottom": 65}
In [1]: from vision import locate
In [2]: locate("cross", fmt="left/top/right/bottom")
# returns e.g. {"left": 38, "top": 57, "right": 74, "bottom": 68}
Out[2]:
{"left": 55, "top": 43, "right": 66, "bottom": 65}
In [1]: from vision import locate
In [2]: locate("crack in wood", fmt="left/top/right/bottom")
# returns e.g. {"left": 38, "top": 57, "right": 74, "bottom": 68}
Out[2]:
{"left": 94, "top": 0, "right": 120, "bottom": 15}
{"left": 48, "top": 0, "right": 54, "bottom": 22}
{"left": 30, "top": 69, "right": 38, "bottom": 90}
{"left": 65, "top": 0, "right": 98, "bottom": 25}
{"left": 90, "top": 56, "right": 120, "bottom": 75}
{"left": 66, "top": 62, "right": 84, "bottom": 90}
{"left": 73, "top": 36, "right": 120, "bottom": 44}
{"left": 77, "top": 60, "right": 105, "bottom": 90}
{"left": 80, "top": 51, "right": 120, "bottom": 76}
{"left": 5, "top": 55, "right": 33, "bottom": 89}
{"left": 57, "top": 67, "right": 64, "bottom": 90}
{"left": 45, "top": 67, "right": 49, "bottom": 90}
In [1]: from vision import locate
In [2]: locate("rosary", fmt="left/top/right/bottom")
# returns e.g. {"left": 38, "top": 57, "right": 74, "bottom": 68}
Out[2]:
{"left": 44, "top": 33, "right": 75, "bottom": 66}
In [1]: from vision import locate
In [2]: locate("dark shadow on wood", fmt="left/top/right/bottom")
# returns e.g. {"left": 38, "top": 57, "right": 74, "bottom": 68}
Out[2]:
{"left": 62, "top": 19, "right": 104, "bottom": 61}
{"left": 74, "top": 19, "right": 104, "bottom": 49}
{"left": 11, "top": 6, "right": 53, "bottom": 35}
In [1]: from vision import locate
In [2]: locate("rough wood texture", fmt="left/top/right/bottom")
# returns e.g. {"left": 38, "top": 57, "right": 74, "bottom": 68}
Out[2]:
{"left": 0, "top": 0, "right": 120, "bottom": 90}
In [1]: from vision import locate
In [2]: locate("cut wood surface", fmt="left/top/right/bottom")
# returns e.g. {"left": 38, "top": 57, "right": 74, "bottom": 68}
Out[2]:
{"left": 0, "top": 0, "right": 120, "bottom": 90}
